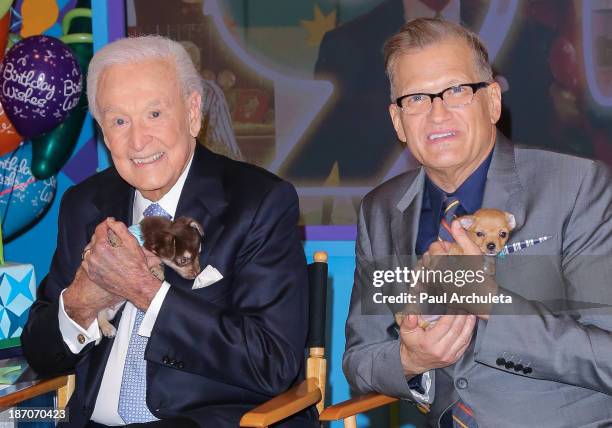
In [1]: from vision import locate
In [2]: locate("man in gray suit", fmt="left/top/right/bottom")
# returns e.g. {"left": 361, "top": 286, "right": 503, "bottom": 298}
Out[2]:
{"left": 344, "top": 18, "right": 612, "bottom": 427}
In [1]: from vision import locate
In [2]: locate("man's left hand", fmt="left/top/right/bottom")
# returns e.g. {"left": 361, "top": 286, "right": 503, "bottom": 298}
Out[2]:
{"left": 83, "top": 218, "right": 162, "bottom": 311}
{"left": 450, "top": 219, "right": 482, "bottom": 255}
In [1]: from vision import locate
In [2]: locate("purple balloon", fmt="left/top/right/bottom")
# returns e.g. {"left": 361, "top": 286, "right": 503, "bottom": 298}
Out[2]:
{"left": 0, "top": 35, "right": 83, "bottom": 139}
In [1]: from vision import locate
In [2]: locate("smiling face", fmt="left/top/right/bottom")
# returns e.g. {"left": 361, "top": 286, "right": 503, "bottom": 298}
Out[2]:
{"left": 96, "top": 58, "right": 202, "bottom": 201}
{"left": 388, "top": 37, "right": 501, "bottom": 191}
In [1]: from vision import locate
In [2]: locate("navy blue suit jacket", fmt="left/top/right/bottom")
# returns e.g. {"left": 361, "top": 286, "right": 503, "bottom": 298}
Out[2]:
{"left": 22, "top": 144, "right": 317, "bottom": 427}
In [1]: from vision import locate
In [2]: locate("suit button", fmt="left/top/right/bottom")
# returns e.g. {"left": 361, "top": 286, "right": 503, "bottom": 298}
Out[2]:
{"left": 504, "top": 361, "right": 515, "bottom": 369}
{"left": 455, "top": 378, "right": 468, "bottom": 389}
{"left": 523, "top": 367, "right": 533, "bottom": 375}
{"left": 77, "top": 334, "right": 86, "bottom": 344}
{"left": 162, "top": 356, "right": 170, "bottom": 364}
{"left": 513, "top": 364, "right": 523, "bottom": 372}
{"left": 177, "top": 361, "right": 184, "bottom": 369}
{"left": 496, "top": 358, "right": 506, "bottom": 366}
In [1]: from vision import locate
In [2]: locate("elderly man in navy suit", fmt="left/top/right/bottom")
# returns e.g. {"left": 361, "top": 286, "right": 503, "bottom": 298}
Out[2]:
{"left": 22, "top": 35, "right": 316, "bottom": 428}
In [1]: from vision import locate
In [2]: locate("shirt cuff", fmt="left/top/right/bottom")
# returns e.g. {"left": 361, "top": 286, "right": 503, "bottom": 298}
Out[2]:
{"left": 407, "top": 371, "right": 433, "bottom": 404}
{"left": 58, "top": 289, "right": 101, "bottom": 354}
{"left": 138, "top": 281, "right": 171, "bottom": 338}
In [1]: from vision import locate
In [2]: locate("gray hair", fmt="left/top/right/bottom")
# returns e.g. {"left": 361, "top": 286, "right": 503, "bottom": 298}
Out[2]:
{"left": 383, "top": 18, "right": 493, "bottom": 101}
{"left": 87, "top": 35, "right": 203, "bottom": 121}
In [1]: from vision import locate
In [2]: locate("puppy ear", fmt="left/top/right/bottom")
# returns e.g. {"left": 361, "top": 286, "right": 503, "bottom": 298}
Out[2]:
{"left": 459, "top": 216, "right": 475, "bottom": 230}
{"left": 189, "top": 220, "right": 204, "bottom": 237}
{"left": 505, "top": 213, "right": 516, "bottom": 230}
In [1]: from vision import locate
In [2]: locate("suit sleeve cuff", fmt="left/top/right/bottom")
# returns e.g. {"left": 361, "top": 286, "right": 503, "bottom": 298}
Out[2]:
{"left": 138, "top": 281, "right": 171, "bottom": 338}
{"left": 58, "top": 289, "right": 100, "bottom": 354}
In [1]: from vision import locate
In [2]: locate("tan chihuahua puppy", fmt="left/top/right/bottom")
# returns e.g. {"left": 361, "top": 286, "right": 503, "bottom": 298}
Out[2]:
{"left": 395, "top": 208, "right": 515, "bottom": 329}
{"left": 450, "top": 208, "right": 515, "bottom": 257}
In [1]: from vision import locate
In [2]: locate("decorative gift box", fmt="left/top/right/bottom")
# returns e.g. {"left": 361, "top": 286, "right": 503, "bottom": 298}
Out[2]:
{"left": 0, "top": 263, "right": 36, "bottom": 348}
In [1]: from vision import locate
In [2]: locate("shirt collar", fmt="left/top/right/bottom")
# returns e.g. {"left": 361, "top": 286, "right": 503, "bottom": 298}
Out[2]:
{"left": 132, "top": 151, "right": 194, "bottom": 223}
{"left": 425, "top": 147, "right": 494, "bottom": 223}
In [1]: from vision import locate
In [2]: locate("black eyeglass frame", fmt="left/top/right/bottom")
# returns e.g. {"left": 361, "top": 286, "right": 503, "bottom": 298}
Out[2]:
{"left": 395, "top": 81, "right": 491, "bottom": 112}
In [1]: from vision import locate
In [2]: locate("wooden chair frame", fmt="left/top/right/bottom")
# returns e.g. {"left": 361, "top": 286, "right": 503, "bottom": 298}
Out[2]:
{"left": 240, "top": 252, "right": 329, "bottom": 427}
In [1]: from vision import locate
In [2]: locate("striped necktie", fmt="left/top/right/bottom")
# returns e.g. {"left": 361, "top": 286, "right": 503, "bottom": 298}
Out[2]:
{"left": 117, "top": 203, "right": 171, "bottom": 423}
{"left": 437, "top": 197, "right": 478, "bottom": 428}
{"left": 439, "top": 196, "right": 463, "bottom": 242}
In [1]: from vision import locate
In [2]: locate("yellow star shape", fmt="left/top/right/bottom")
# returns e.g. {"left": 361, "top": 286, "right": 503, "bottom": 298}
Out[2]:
{"left": 300, "top": 5, "right": 337, "bottom": 47}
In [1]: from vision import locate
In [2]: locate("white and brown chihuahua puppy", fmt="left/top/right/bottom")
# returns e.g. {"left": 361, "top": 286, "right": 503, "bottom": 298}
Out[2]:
{"left": 97, "top": 216, "right": 204, "bottom": 338}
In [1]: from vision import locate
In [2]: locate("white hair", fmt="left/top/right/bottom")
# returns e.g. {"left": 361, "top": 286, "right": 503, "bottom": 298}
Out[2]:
{"left": 87, "top": 35, "right": 203, "bottom": 121}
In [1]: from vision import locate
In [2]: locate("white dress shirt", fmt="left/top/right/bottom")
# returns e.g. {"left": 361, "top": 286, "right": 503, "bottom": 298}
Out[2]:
{"left": 58, "top": 154, "right": 194, "bottom": 425}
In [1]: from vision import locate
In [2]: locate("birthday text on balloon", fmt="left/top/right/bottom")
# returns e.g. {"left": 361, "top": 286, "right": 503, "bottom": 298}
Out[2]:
{"left": 2, "top": 62, "right": 56, "bottom": 108}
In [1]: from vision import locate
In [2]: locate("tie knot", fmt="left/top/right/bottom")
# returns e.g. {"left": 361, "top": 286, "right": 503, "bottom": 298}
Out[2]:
{"left": 438, "top": 196, "right": 464, "bottom": 243}
{"left": 442, "top": 196, "right": 461, "bottom": 217}
{"left": 143, "top": 203, "right": 172, "bottom": 219}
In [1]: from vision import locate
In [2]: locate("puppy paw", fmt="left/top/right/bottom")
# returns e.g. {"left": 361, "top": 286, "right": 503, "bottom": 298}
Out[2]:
{"left": 150, "top": 264, "right": 165, "bottom": 282}
{"left": 100, "top": 324, "right": 117, "bottom": 338}
{"left": 98, "top": 311, "right": 118, "bottom": 338}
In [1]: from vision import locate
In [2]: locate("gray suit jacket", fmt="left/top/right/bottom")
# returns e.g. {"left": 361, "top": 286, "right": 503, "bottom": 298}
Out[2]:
{"left": 344, "top": 132, "right": 612, "bottom": 427}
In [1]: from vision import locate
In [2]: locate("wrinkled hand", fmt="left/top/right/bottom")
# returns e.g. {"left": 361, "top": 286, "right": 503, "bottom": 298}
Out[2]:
{"left": 399, "top": 311, "right": 477, "bottom": 377}
{"left": 63, "top": 266, "right": 124, "bottom": 329}
{"left": 142, "top": 247, "right": 163, "bottom": 275}
{"left": 82, "top": 218, "right": 162, "bottom": 311}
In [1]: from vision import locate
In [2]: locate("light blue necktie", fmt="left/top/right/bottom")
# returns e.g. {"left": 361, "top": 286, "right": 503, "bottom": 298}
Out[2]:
{"left": 117, "top": 203, "right": 171, "bottom": 423}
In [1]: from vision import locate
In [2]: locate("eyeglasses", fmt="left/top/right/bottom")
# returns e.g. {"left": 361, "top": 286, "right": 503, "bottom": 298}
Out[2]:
{"left": 395, "top": 82, "right": 490, "bottom": 115}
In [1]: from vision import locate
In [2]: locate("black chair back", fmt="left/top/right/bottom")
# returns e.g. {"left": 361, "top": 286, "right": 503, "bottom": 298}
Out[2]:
{"left": 307, "top": 252, "right": 328, "bottom": 349}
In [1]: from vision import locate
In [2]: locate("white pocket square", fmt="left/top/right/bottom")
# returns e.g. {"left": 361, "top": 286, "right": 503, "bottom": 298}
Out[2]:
{"left": 192, "top": 265, "right": 223, "bottom": 289}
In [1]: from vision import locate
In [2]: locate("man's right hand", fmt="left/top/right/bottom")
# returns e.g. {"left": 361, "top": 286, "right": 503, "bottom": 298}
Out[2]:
{"left": 399, "top": 311, "right": 477, "bottom": 377}
{"left": 63, "top": 266, "right": 123, "bottom": 329}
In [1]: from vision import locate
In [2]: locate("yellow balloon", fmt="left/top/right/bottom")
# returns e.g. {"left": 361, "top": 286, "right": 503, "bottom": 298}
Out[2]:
{"left": 20, "top": 0, "right": 59, "bottom": 37}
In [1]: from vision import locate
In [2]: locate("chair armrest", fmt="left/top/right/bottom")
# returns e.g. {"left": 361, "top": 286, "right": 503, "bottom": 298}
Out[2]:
{"left": 239, "top": 378, "right": 321, "bottom": 427}
{"left": 319, "top": 393, "right": 398, "bottom": 421}
{"left": 0, "top": 375, "right": 69, "bottom": 409}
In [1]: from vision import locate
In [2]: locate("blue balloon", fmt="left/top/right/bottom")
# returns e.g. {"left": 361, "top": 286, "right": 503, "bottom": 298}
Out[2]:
{"left": 0, "top": 142, "right": 56, "bottom": 240}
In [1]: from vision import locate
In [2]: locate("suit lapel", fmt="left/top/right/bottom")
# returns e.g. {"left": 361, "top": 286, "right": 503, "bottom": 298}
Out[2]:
{"left": 482, "top": 132, "right": 526, "bottom": 232}
{"left": 474, "top": 132, "right": 526, "bottom": 351}
{"left": 391, "top": 168, "right": 425, "bottom": 259}
{"left": 87, "top": 170, "right": 134, "bottom": 239}
{"left": 168, "top": 145, "right": 227, "bottom": 288}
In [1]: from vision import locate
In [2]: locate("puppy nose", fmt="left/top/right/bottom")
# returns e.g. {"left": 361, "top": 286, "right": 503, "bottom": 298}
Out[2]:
{"left": 486, "top": 242, "right": 496, "bottom": 251}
